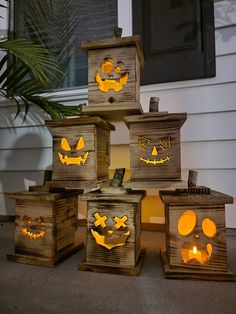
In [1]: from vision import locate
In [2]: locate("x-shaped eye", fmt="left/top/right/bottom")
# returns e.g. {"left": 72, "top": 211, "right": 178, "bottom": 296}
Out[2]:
{"left": 94, "top": 213, "right": 107, "bottom": 228}
{"left": 114, "top": 216, "right": 128, "bottom": 230}
{"left": 138, "top": 136, "right": 151, "bottom": 151}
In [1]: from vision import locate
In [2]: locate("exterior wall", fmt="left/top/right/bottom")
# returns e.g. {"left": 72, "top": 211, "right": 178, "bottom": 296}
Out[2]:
{"left": 0, "top": 0, "right": 236, "bottom": 228}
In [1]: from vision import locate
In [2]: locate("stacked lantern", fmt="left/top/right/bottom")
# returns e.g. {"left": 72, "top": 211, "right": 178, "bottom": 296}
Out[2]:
{"left": 81, "top": 35, "right": 144, "bottom": 121}
{"left": 159, "top": 188, "right": 235, "bottom": 280}
{"left": 7, "top": 29, "right": 235, "bottom": 279}
{"left": 79, "top": 189, "right": 145, "bottom": 275}
{"left": 7, "top": 190, "right": 82, "bottom": 267}
{"left": 45, "top": 117, "right": 115, "bottom": 189}
{"left": 78, "top": 34, "right": 146, "bottom": 275}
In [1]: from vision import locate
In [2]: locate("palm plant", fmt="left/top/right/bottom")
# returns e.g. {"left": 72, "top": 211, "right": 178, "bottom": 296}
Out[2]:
{"left": 0, "top": 0, "right": 82, "bottom": 120}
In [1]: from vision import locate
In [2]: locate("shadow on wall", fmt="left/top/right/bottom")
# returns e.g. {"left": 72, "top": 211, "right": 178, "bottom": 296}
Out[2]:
{"left": 0, "top": 133, "right": 52, "bottom": 216}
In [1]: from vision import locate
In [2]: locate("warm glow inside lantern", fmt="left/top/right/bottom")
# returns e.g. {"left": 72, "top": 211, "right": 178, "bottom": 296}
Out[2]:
{"left": 81, "top": 190, "right": 145, "bottom": 268}
{"left": 159, "top": 188, "right": 234, "bottom": 279}
{"left": 124, "top": 112, "right": 187, "bottom": 184}
{"left": 45, "top": 117, "right": 115, "bottom": 188}
{"left": 81, "top": 35, "right": 144, "bottom": 121}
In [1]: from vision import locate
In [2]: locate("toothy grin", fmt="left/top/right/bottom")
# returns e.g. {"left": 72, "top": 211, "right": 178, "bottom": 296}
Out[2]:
{"left": 58, "top": 152, "right": 89, "bottom": 166}
{"left": 139, "top": 156, "right": 171, "bottom": 165}
{"left": 21, "top": 228, "right": 46, "bottom": 240}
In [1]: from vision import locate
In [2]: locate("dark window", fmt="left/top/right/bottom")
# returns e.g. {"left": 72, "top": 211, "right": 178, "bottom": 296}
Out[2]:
{"left": 14, "top": 0, "right": 118, "bottom": 89}
{"left": 133, "top": 0, "right": 216, "bottom": 85}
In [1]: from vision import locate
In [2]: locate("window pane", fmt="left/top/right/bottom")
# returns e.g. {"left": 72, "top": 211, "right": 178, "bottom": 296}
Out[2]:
{"left": 14, "top": 0, "right": 118, "bottom": 89}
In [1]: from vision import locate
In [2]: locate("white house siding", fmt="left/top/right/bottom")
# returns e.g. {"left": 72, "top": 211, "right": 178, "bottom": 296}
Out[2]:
{"left": 0, "top": 0, "right": 236, "bottom": 228}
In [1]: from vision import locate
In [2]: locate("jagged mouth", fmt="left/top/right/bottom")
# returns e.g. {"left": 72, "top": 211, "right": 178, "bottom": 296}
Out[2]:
{"left": 58, "top": 152, "right": 89, "bottom": 166}
{"left": 21, "top": 228, "right": 46, "bottom": 240}
{"left": 91, "top": 229, "right": 131, "bottom": 250}
{"left": 139, "top": 156, "right": 171, "bottom": 165}
{"left": 181, "top": 243, "right": 213, "bottom": 264}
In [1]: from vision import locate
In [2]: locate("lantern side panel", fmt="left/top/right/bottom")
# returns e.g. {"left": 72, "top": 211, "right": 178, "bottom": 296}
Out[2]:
{"left": 168, "top": 205, "right": 228, "bottom": 272}
{"left": 52, "top": 125, "right": 96, "bottom": 181}
{"left": 86, "top": 200, "right": 141, "bottom": 267}
{"left": 88, "top": 46, "right": 139, "bottom": 105}
{"left": 55, "top": 195, "right": 78, "bottom": 253}
{"left": 96, "top": 126, "right": 111, "bottom": 182}
{"left": 15, "top": 199, "right": 53, "bottom": 258}
{"left": 129, "top": 122, "right": 181, "bottom": 181}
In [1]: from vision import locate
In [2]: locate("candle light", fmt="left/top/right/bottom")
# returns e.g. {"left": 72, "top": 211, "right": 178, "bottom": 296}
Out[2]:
{"left": 188, "top": 245, "right": 202, "bottom": 262}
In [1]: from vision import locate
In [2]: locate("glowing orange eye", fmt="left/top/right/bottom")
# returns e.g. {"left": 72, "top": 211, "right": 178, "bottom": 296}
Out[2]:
{"left": 60, "top": 137, "right": 71, "bottom": 151}
{"left": 76, "top": 137, "right": 85, "bottom": 150}
{"left": 178, "top": 210, "right": 197, "bottom": 236}
{"left": 101, "top": 58, "right": 113, "bottom": 74}
{"left": 114, "top": 66, "right": 121, "bottom": 73}
{"left": 202, "top": 218, "right": 216, "bottom": 238}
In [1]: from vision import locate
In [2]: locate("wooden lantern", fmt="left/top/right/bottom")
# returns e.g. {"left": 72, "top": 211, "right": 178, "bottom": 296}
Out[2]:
{"left": 45, "top": 117, "right": 115, "bottom": 189}
{"left": 159, "top": 188, "right": 235, "bottom": 281}
{"left": 79, "top": 189, "right": 146, "bottom": 275}
{"left": 124, "top": 112, "right": 187, "bottom": 188}
{"left": 7, "top": 190, "right": 83, "bottom": 267}
{"left": 81, "top": 35, "right": 144, "bottom": 121}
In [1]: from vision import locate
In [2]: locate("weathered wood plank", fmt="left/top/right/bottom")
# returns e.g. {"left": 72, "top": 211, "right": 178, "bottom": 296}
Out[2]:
{"left": 160, "top": 249, "right": 236, "bottom": 281}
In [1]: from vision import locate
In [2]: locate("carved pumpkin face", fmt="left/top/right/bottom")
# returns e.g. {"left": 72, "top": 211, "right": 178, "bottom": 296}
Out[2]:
{"left": 138, "top": 136, "right": 172, "bottom": 165}
{"left": 95, "top": 57, "right": 129, "bottom": 93}
{"left": 91, "top": 212, "right": 130, "bottom": 250}
{"left": 58, "top": 136, "right": 89, "bottom": 166}
{"left": 178, "top": 210, "right": 217, "bottom": 264}
{"left": 21, "top": 215, "right": 46, "bottom": 240}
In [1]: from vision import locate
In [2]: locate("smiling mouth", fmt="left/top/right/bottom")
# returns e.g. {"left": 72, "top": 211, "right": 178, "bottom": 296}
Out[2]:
{"left": 21, "top": 228, "right": 46, "bottom": 240}
{"left": 58, "top": 152, "right": 89, "bottom": 166}
{"left": 91, "top": 229, "right": 131, "bottom": 250}
{"left": 139, "top": 156, "right": 171, "bottom": 165}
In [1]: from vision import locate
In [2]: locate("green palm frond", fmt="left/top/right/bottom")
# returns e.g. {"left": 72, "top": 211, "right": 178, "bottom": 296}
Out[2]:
{"left": 1, "top": 0, "right": 82, "bottom": 121}
{"left": 0, "top": 38, "right": 62, "bottom": 86}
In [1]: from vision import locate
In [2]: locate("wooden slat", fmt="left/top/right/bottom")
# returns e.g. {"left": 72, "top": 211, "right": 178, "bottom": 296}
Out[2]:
{"left": 159, "top": 190, "right": 233, "bottom": 205}
{"left": 82, "top": 102, "right": 143, "bottom": 121}
{"left": 81, "top": 34, "right": 144, "bottom": 66}
{"left": 45, "top": 116, "right": 115, "bottom": 131}
{"left": 79, "top": 248, "right": 146, "bottom": 276}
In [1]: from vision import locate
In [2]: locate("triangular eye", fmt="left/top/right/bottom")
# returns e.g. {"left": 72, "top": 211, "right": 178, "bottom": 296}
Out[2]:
{"left": 76, "top": 137, "right": 85, "bottom": 150}
{"left": 60, "top": 137, "right": 71, "bottom": 151}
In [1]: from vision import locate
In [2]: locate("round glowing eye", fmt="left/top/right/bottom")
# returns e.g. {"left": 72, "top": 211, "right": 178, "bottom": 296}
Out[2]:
{"left": 114, "top": 66, "right": 121, "bottom": 73}
{"left": 202, "top": 218, "right": 216, "bottom": 238}
{"left": 178, "top": 210, "right": 197, "bottom": 236}
{"left": 101, "top": 60, "right": 113, "bottom": 74}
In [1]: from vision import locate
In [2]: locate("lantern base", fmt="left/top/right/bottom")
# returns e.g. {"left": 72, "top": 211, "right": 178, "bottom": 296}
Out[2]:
{"left": 160, "top": 249, "right": 236, "bottom": 282}
{"left": 78, "top": 248, "right": 146, "bottom": 276}
{"left": 82, "top": 102, "right": 143, "bottom": 122}
{"left": 7, "top": 241, "right": 84, "bottom": 268}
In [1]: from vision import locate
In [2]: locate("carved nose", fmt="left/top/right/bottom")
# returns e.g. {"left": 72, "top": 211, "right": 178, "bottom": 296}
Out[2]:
{"left": 152, "top": 146, "right": 158, "bottom": 156}
{"left": 31, "top": 225, "right": 36, "bottom": 230}
{"left": 194, "top": 234, "right": 200, "bottom": 239}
